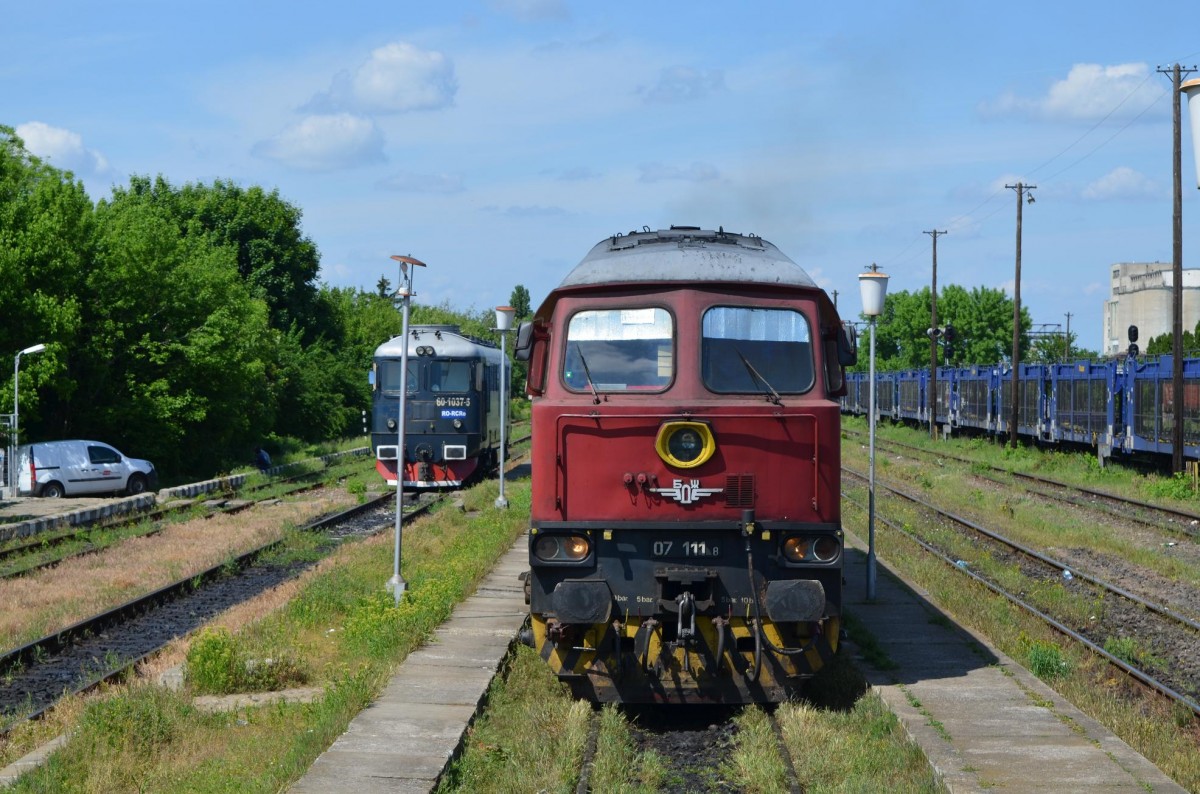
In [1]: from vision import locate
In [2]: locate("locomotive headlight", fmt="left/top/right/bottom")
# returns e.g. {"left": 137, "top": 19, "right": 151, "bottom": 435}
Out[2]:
{"left": 813, "top": 536, "right": 841, "bottom": 562}
{"left": 453, "top": 419, "right": 463, "bottom": 429}
{"left": 534, "top": 534, "right": 591, "bottom": 562}
{"left": 782, "top": 535, "right": 841, "bottom": 563}
{"left": 654, "top": 421, "right": 716, "bottom": 469}
{"left": 782, "top": 536, "right": 812, "bottom": 562}
{"left": 387, "top": 418, "right": 397, "bottom": 430}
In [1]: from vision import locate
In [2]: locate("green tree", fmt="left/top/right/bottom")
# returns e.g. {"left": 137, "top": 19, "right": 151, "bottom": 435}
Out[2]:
{"left": 509, "top": 285, "right": 532, "bottom": 319}
{"left": 126, "top": 176, "right": 327, "bottom": 341}
{"left": 83, "top": 181, "right": 275, "bottom": 477}
{"left": 0, "top": 125, "right": 90, "bottom": 440}
{"left": 1146, "top": 320, "right": 1200, "bottom": 357}
{"left": 854, "top": 285, "right": 1030, "bottom": 371}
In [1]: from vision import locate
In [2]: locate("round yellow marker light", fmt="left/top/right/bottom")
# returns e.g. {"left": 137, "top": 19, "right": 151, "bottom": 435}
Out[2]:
{"left": 655, "top": 421, "right": 716, "bottom": 469}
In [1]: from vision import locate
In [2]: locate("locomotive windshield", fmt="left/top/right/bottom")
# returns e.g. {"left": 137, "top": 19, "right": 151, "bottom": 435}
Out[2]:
{"left": 563, "top": 308, "right": 673, "bottom": 392}
{"left": 702, "top": 307, "right": 814, "bottom": 394}
{"left": 379, "top": 361, "right": 418, "bottom": 395}
{"left": 430, "top": 361, "right": 472, "bottom": 393}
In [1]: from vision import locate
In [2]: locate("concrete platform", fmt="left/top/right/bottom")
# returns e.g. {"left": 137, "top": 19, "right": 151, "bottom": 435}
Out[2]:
{"left": 290, "top": 535, "right": 529, "bottom": 793}
{"left": 0, "top": 494, "right": 155, "bottom": 543}
{"left": 842, "top": 530, "right": 1186, "bottom": 793}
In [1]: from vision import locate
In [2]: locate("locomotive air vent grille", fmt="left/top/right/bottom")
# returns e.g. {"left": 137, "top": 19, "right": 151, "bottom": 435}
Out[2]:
{"left": 724, "top": 474, "right": 755, "bottom": 507}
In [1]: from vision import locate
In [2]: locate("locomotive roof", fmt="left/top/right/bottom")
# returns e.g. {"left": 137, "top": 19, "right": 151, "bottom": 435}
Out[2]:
{"left": 556, "top": 226, "right": 819, "bottom": 290}
{"left": 373, "top": 325, "right": 498, "bottom": 358}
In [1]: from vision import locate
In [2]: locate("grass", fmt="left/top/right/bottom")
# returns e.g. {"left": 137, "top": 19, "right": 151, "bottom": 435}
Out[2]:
{"left": 777, "top": 694, "right": 943, "bottom": 793}
{"left": 841, "top": 417, "right": 1200, "bottom": 790}
{"left": 441, "top": 636, "right": 939, "bottom": 793}
{"left": 436, "top": 647, "right": 591, "bottom": 793}
{"left": 1, "top": 476, "right": 530, "bottom": 792}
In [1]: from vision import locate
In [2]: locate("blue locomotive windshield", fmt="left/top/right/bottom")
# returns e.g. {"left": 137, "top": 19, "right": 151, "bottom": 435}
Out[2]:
{"left": 702, "top": 307, "right": 814, "bottom": 394}
{"left": 564, "top": 308, "right": 673, "bottom": 392}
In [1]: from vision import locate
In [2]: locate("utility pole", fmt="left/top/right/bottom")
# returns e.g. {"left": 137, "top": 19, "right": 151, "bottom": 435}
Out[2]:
{"left": 1064, "top": 312, "right": 1072, "bottom": 363}
{"left": 1005, "top": 183, "right": 1035, "bottom": 449}
{"left": 1158, "top": 63, "right": 1196, "bottom": 473}
{"left": 832, "top": 289, "right": 839, "bottom": 310}
{"left": 925, "top": 229, "right": 947, "bottom": 439}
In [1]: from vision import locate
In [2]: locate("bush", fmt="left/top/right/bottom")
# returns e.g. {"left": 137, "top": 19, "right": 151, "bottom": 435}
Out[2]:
{"left": 185, "top": 627, "right": 309, "bottom": 695}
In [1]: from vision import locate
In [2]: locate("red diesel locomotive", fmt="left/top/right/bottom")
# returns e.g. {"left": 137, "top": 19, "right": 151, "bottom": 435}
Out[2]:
{"left": 515, "top": 226, "right": 857, "bottom": 703}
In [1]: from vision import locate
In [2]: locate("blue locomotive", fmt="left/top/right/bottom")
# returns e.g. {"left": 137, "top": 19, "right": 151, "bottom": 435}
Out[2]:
{"left": 370, "top": 325, "right": 509, "bottom": 487}
{"left": 842, "top": 354, "right": 1200, "bottom": 463}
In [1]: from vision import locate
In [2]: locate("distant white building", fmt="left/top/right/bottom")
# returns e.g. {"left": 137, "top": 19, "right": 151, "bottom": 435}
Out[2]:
{"left": 1102, "top": 262, "right": 1200, "bottom": 355}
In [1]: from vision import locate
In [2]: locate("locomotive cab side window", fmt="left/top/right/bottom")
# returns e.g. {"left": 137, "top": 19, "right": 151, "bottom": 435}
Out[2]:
{"left": 563, "top": 308, "right": 673, "bottom": 392}
{"left": 702, "top": 307, "right": 814, "bottom": 394}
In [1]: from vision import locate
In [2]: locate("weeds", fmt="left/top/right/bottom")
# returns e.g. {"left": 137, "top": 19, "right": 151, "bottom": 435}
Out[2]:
{"left": 185, "top": 627, "right": 309, "bottom": 695}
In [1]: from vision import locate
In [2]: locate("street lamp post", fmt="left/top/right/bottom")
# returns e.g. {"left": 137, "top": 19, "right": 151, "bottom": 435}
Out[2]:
{"left": 494, "top": 306, "right": 516, "bottom": 509}
{"left": 858, "top": 264, "right": 889, "bottom": 601}
{"left": 387, "top": 255, "right": 426, "bottom": 604}
{"left": 12, "top": 343, "right": 46, "bottom": 497}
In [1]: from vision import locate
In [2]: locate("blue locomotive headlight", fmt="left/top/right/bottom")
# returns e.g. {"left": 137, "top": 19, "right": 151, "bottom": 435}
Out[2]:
{"left": 534, "top": 534, "right": 591, "bottom": 561}
{"left": 387, "top": 418, "right": 397, "bottom": 430}
{"left": 453, "top": 419, "right": 463, "bottom": 429}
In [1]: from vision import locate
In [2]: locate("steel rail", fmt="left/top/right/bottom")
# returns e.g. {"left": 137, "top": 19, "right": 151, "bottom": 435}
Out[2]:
{"left": 844, "top": 428, "right": 1200, "bottom": 529}
{"left": 0, "top": 490, "right": 435, "bottom": 732}
{"left": 840, "top": 480, "right": 1200, "bottom": 719}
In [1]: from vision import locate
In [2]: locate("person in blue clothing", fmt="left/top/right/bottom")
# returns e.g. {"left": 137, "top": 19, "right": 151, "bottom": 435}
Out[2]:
{"left": 254, "top": 446, "right": 271, "bottom": 473}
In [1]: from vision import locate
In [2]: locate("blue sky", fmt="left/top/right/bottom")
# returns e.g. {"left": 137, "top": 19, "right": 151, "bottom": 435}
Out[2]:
{"left": 6, "top": 1, "right": 1200, "bottom": 352}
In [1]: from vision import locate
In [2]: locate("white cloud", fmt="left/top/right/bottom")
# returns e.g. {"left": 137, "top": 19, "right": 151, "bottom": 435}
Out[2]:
{"left": 15, "top": 121, "right": 109, "bottom": 176}
{"left": 980, "top": 63, "right": 1164, "bottom": 122}
{"left": 306, "top": 42, "right": 457, "bottom": 115}
{"left": 639, "top": 66, "right": 725, "bottom": 104}
{"left": 252, "top": 113, "right": 385, "bottom": 171}
{"left": 377, "top": 171, "right": 465, "bottom": 193}
{"left": 489, "top": 0, "right": 569, "bottom": 22}
{"left": 639, "top": 161, "right": 720, "bottom": 183}
{"left": 1082, "top": 166, "right": 1162, "bottom": 201}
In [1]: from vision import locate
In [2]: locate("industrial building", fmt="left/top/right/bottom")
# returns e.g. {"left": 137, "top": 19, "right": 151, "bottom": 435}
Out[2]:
{"left": 1102, "top": 262, "right": 1200, "bottom": 356}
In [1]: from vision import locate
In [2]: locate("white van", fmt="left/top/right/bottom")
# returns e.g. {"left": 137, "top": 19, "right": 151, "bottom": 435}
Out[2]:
{"left": 17, "top": 440, "right": 158, "bottom": 498}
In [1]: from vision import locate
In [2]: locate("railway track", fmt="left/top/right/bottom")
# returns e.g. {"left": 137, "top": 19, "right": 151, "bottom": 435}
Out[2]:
{"left": 0, "top": 461, "right": 367, "bottom": 579}
{"left": 0, "top": 490, "right": 441, "bottom": 732}
{"left": 842, "top": 466, "right": 1200, "bottom": 718}
{"left": 572, "top": 706, "right": 802, "bottom": 794}
{"left": 844, "top": 428, "right": 1200, "bottom": 537}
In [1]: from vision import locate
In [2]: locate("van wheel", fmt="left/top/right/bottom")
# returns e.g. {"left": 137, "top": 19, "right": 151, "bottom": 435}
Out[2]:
{"left": 41, "top": 482, "right": 65, "bottom": 498}
{"left": 125, "top": 474, "right": 147, "bottom": 496}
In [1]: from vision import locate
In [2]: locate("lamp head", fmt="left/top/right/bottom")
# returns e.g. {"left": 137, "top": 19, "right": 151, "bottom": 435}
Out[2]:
{"left": 19, "top": 343, "right": 46, "bottom": 356}
{"left": 389, "top": 254, "right": 428, "bottom": 276}
{"left": 495, "top": 306, "right": 516, "bottom": 332}
{"left": 857, "top": 263, "right": 889, "bottom": 317}
{"left": 1184, "top": 78, "right": 1200, "bottom": 189}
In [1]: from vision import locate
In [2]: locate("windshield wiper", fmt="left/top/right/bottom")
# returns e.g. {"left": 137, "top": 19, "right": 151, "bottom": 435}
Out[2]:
{"left": 736, "top": 349, "right": 782, "bottom": 406}
{"left": 573, "top": 344, "right": 603, "bottom": 405}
